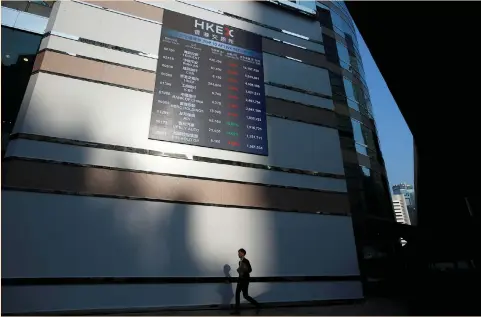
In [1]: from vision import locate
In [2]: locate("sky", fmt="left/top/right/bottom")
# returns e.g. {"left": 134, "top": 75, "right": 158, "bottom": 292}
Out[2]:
{"left": 355, "top": 30, "right": 414, "bottom": 190}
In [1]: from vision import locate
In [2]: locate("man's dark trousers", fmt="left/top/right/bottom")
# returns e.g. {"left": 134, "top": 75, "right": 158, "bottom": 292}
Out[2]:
{"left": 235, "top": 279, "right": 259, "bottom": 311}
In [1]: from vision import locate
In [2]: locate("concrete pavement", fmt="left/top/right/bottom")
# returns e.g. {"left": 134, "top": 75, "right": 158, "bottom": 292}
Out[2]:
{"left": 123, "top": 298, "right": 410, "bottom": 316}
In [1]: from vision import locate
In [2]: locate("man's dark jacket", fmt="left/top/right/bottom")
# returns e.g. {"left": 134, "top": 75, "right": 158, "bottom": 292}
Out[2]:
{"left": 237, "top": 258, "right": 253, "bottom": 280}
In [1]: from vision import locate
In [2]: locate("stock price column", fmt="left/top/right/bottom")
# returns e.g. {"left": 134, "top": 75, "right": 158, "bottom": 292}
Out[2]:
{"left": 149, "top": 33, "right": 205, "bottom": 146}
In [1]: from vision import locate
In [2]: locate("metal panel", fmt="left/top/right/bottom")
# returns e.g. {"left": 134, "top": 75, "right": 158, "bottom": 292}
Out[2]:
{"left": 17, "top": 73, "right": 345, "bottom": 174}
{"left": 49, "top": 1, "right": 162, "bottom": 55}
{"left": 263, "top": 53, "right": 333, "bottom": 97}
{"left": 265, "top": 84, "right": 334, "bottom": 110}
{"left": 40, "top": 35, "right": 157, "bottom": 71}
{"left": 7, "top": 139, "right": 348, "bottom": 192}
{"left": 2, "top": 191, "right": 360, "bottom": 278}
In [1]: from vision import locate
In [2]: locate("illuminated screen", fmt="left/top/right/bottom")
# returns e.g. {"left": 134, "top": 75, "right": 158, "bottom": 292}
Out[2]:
{"left": 148, "top": 10, "right": 269, "bottom": 156}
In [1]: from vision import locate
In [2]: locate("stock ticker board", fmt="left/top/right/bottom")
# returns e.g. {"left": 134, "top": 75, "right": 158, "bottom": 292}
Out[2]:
{"left": 148, "top": 10, "right": 269, "bottom": 156}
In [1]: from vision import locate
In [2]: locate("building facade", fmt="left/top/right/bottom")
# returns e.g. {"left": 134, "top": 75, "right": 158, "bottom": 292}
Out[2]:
{"left": 392, "top": 182, "right": 416, "bottom": 225}
{"left": 392, "top": 182, "right": 415, "bottom": 207}
{"left": 392, "top": 194, "right": 411, "bottom": 226}
{"left": 2, "top": 0, "right": 395, "bottom": 314}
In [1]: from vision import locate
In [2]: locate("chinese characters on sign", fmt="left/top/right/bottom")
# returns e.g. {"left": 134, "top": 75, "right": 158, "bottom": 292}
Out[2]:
{"left": 148, "top": 10, "right": 269, "bottom": 156}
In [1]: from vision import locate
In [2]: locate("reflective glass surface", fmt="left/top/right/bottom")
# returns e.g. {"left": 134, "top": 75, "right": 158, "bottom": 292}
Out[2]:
{"left": 330, "top": 10, "right": 358, "bottom": 47}
{"left": 343, "top": 78, "right": 364, "bottom": 104}
{"left": 330, "top": 0, "right": 351, "bottom": 18}
{"left": 361, "top": 166, "right": 371, "bottom": 177}
{"left": 1, "top": 6, "right": 49, "bottom": 34}
{"left": 362, "top": 125, "right": 376, "bottom": 149}
{"left": 347, "top": 98, "right": 360, "bottom": 111}
{"left": 343, "top": 77, "right": 373, "bottom": 117}
{"left": 355, "top": 143, "right": 368, "bottom": 155}
{"left": 336, "top": 42, "right": 366, "bottom": 86}
{"left": 336, "top": 41, "right": 350, "bottom": 64}
{"left": 351, "top": 118, "right": 367, "bottom": 146}
{"left": 1, "top": 27, "right": 42, "bottom": 154}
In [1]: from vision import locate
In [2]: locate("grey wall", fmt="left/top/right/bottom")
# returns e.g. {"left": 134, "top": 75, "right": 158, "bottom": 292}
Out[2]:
{"left": 2, "top": 191, "right": 360, "bottom": 278}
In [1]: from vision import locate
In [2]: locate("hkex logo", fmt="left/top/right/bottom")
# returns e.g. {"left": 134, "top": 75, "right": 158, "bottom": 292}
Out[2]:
{"left": 194, "top": 19, "right": 234, "bottom": 38}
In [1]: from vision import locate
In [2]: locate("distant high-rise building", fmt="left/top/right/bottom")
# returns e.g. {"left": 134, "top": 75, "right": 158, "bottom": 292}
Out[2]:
{"left": 392, "top": 182, "right": 415, "bottom": 207}
{"left": 392, "top": 182, "right": 416, "bottom": 225}
{"left": 392, "top": 194, "right": 411, "bottom": 225}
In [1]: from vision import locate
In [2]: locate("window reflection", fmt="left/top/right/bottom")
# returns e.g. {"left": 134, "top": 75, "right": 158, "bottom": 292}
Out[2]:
{"left": 331, "top": 11, "right": 351, "bottom": 36}
{"left": 1, "top": 27, "right": 42, "bottom": 155}
{"left": 355, "top": 143, "right": 368, "bottom": 155}
{"left": 330, "top": 0, "right": 351, "bottom": 19}
{"left": 336, "top": 42, "right": 366, "bottom": 85}
{"left": 361, "top": 166, "right": 371, "bottom": 177}
{"left": 362, "top": 126, "right": 376, "bottom": 149}
{"left": 351, "top": 118, "right": 367, "bottom": 146}
{"left": 336, "top": 42, "right": 350, "bottom": 64}
{"left": 330, "top": 10, "right": 358, "bottom": 46}
{"left": 316, "top": 2, "right": 330, "bottom": 10}
{"left": 343, "top": 77, "right": 363, "bottom": 104}
{"left": 347, "top": 99, "right": 359, "bottom": 111}
{"left": 343, "top": 77, "right": 373, "bottom": 117}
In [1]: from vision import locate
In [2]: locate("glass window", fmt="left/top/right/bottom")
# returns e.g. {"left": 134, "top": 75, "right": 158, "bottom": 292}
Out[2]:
{"left": 26, "top": 1, "right": 54, "bottom": 17}
{"left": 351, "top": 118, "right": 367, "bottom": 146}
{"left": 343, "top": 78, "right": 355, "bottom": 101}
{"left": 336, "top": 41, "right": 367, "bottom": 85}
{"left": 361, "top": 166, "right": 371, "bottom": 177}
{"left": 343, "top": 77, "right": 368, "bottom": 110}
{"left": 330, "top": 10, "right": 358, "bottom": 47}
{"left": 316, "top": 2, "right": 330, "bottom": 10}
{"left": 347, "top": 99, "right": 360, "bottom": 111}
{"left": 278, "top": 0, "right": 316, "bottom": 12}
{"left": 343, "top": 77, "right": 364, "bottom": 104}
{"left": 362, "top": 126, "right": 376, "bottom": 149}
{"left": 336, "top": 42, "right": 350, "bottom": 64}
{"left": 331, "top": 11, "right": 351, "bottom": 35}
{"left": 330, "top": 0, "right": 351, "bottom": 18}
{"left": 355, "top": 143, "right": 368, "bottom": 155}
{"left": 31, "top": 1, "right": 50, "bottom": 6}
{"left": 1, "top": 27, "right": 42, "bottom": 155}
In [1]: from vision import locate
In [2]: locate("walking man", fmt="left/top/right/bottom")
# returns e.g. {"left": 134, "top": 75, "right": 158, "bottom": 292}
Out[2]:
{"left": 231, "top": 248, "right": 261, "bottom": 315}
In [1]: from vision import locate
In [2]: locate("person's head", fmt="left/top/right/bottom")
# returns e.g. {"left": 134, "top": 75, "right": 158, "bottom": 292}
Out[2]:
{"left": 238, "top": 248, "right": 246, "bottom": 258}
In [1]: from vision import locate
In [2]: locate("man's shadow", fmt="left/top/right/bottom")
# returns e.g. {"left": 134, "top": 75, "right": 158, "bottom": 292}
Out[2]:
{"left": 217, "top": 264, "right": 234, "bottom": 309}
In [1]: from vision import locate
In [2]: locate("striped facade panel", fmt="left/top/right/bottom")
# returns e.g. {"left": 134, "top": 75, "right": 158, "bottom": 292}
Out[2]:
{"left": 14, "top": 72, "right": 345, "bottom": 175}
{"left": 6, "top": 139, "right": 348, "bottom": 192}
